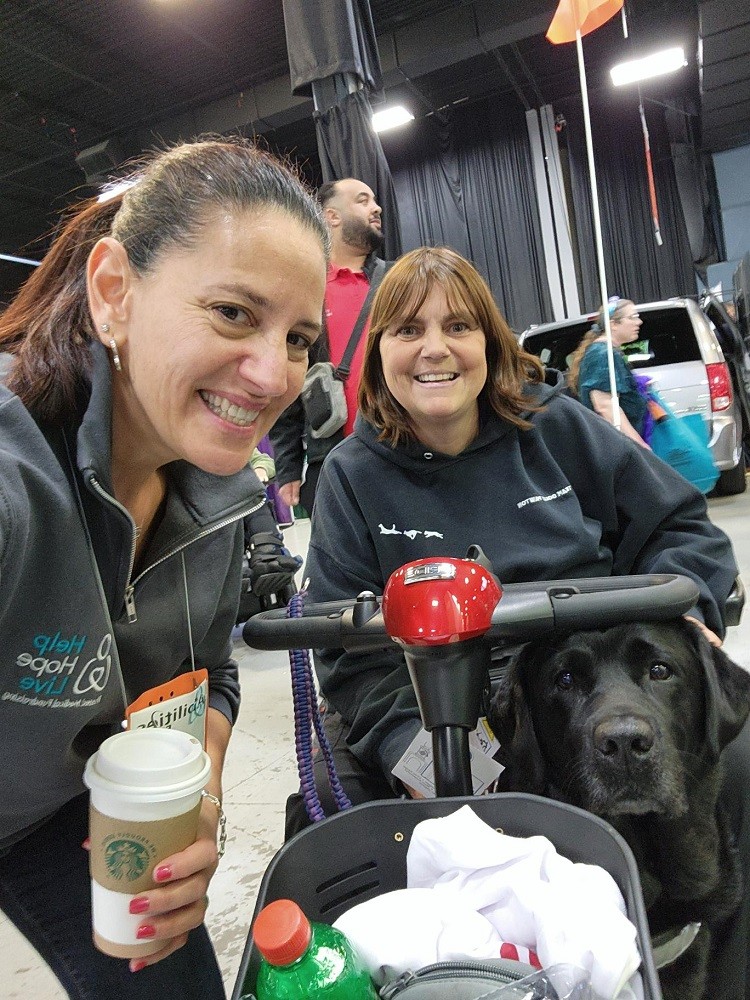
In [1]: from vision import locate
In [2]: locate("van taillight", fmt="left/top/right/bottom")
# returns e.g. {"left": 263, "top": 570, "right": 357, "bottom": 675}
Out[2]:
{"left": 706, "top": 362, "right": 733, "bottom": 411}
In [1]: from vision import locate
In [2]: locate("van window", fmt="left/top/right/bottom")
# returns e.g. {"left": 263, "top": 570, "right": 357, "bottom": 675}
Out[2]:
{"left": 622, "top": 309, "right": 702, "bottom": 367}
{"left": 523, "top": 307, "right": 703, "bottom": 374}
{"left": 522, "top": 323, "right": 590, "bottom": 372}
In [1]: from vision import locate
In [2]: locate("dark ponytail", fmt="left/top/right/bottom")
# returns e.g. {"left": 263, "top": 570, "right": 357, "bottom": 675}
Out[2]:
{"left": 0, "top": 136, "right": 329, "bottom": 424}
{"left": 0, "top": 194, "right": 125, "bottom": 422}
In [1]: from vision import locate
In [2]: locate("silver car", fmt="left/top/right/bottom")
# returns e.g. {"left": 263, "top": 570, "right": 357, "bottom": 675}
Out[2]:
{"left": 520, "top": 297, "right": 750, "bottom": 496}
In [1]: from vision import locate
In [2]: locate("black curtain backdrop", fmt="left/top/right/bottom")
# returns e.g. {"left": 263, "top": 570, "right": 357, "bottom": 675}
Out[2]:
{"left": 383, "top": 101, "right": 553, "bottom": 333}
{"left": 282, "top": 0, "right": 382, "bottom": 97}
{"left": 664, "top": 102, "right": 725, "bottom": 272}
{"left": 560, "top": 93, "right": 696, "bottom": 310}
{"left": 315, "top": 90, "right": 402, "bottom": 260}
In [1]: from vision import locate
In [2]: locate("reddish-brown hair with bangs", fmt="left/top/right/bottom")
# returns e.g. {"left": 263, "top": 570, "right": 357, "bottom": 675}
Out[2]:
{"left": 358, "top": 246, "right": 544, "bottom": 446}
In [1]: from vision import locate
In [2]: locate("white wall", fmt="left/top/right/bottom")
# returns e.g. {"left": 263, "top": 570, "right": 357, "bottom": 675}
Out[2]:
{"left": 706, "top": 143, "right": 750, "bottom": 297}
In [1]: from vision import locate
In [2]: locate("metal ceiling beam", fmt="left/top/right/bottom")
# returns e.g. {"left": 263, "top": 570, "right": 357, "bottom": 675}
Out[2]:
{"left": 699, "top": 0, "right": 750, "bottom": 151}
{"left": 510, "top": 42, "right": 546, "bottom": 108}
{"left": 0, "top": 79, "right": 103, "bottom": 132}
{"left": 483, "top": 47, "right": 532, "bottom": 111}
{"left": 135, "top": 1, "right": 552, "bottom": 148}
{"left": 2, "top": 32, "right": 117, "bottom": 97}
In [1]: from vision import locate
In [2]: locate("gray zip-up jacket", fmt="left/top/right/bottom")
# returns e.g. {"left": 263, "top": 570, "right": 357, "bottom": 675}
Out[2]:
{"left": 0, "top": 343, "right": 263, "bottom": 851}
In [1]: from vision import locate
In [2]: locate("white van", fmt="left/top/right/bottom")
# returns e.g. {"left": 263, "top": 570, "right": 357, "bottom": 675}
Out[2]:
{"left": 520, "top": 297, "right": 750, "bottom": 496}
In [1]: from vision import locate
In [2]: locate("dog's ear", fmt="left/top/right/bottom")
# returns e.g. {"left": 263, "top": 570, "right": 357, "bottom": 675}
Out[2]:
{"left": 489, "top": 653, "right": 547, "bottom": 792}
{"left": 684, "top": 622, "right": 750, "bottom": 759}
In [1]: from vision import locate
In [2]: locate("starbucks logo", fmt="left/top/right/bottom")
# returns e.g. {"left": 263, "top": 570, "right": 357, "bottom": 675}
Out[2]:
{"left": 104, "top": 839, "right": 150, "bottom": 881}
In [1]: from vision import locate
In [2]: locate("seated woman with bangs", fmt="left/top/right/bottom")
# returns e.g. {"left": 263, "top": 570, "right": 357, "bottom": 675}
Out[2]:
{"left": 285, "top": 246, "right": 739, "bottom": 834}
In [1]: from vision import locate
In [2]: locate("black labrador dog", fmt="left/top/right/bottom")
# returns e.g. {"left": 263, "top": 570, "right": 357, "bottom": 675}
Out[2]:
{"left": 489, "top": 619, "right": 750, "bottom": 1000}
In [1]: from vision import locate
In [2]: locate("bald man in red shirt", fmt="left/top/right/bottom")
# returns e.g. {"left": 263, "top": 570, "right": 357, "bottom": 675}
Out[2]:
{"left": 270, "top": 178, "right": 388, "bottom": 515}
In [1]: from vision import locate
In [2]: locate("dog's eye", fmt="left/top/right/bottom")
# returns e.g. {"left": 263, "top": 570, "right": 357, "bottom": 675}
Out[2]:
{"left": 649, "top": 662, "right": 673, "bottom": 681}
{"left": 554, "top": 670, "right": 574, "bottom": 690}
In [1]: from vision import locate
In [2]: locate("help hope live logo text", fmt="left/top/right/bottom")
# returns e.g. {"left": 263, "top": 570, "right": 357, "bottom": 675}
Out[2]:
{"left": 4, "top": 630, "right": 113, "bottom": 708}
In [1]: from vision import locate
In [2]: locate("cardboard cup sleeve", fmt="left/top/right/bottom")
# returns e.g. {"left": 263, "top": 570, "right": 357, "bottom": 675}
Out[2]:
{"left": 89, "top": 801, "right": 201, "bottom": 958}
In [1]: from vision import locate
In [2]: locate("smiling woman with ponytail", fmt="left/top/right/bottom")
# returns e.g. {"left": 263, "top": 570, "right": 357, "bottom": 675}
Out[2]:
{"left": 0, "top": 137, "right": 329, "bottom": 1000}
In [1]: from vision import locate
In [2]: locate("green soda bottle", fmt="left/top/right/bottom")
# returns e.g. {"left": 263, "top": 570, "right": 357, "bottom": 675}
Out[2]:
{"left": 253, "top": 898, "right": 379, "bottom": 999}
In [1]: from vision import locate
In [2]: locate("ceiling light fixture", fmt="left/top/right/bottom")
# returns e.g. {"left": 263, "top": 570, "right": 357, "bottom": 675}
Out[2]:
{"left": 372, "top": 105, "right": 414, "bottom": 133}
{"left": 610, "top": 46, "right": 687, "bottom": 87}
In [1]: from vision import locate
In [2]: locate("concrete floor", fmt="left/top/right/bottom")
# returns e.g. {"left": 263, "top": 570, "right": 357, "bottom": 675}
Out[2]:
{"left": 3, "top": 484, "right": 750, "bottom": 998}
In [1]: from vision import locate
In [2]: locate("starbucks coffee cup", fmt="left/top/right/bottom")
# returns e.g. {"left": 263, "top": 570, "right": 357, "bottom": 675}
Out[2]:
{"left": 83, "top": 728, "right": 211, "bottom": 958}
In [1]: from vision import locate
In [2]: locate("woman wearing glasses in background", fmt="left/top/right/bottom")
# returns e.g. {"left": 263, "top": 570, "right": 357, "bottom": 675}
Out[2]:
{"left": 567, "top": 297, "right": 649, "bottom": 447}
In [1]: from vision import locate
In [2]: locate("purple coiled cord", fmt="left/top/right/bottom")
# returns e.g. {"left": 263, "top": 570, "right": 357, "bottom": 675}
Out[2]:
{"left": 288, "top": 590, "right": 352, "bottom": 821}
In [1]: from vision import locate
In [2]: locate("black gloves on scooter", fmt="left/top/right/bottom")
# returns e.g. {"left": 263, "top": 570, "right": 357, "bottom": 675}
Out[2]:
{"left": 248, "top": 530, "right": 302, "bottom": 600}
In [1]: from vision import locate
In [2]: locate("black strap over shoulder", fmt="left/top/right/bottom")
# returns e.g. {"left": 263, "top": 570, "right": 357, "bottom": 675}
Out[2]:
{"left": 335, "top": 258, "right": 390, "bottom": 381}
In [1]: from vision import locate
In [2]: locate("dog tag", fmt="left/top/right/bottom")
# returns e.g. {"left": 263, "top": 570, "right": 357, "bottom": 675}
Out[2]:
{"left": 392, "top": 718, "right": 504, "bottom": 797}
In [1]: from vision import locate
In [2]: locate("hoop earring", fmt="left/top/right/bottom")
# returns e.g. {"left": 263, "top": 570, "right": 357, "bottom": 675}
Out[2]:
{"left": 107, "top": 333, "right": 122, "bottom": 373}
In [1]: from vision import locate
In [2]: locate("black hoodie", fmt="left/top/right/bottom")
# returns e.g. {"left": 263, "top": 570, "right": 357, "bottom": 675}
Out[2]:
{"left": 304, "top": 371, "right": 738, "bottom": 782}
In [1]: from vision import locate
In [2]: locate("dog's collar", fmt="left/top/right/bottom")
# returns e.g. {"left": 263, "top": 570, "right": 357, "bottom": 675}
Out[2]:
{"left": 651, "top": 922, "right": 702, "bottom": 969}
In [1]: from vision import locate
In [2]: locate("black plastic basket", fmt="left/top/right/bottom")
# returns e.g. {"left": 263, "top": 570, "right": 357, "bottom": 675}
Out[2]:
{"left": 232, "top": 793, "right": 663, "bottom": 1000}
{"left": 235, "top": 572, "right": 695, "bottom": 1000}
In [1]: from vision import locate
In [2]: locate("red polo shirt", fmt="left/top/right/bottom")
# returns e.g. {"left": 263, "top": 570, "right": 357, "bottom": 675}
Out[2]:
{"left": 325, "top": 263, "right": 371, "bottom": 436}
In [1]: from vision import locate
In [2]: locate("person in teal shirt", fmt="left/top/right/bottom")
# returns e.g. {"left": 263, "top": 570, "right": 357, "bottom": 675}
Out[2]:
{"left": 568, "top": 297, "right": 648, "bottom": 447}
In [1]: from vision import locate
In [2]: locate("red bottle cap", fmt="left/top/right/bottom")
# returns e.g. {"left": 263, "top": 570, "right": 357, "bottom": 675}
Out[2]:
{"left": 253, "top": 899, "right": 312, "bottom": 966}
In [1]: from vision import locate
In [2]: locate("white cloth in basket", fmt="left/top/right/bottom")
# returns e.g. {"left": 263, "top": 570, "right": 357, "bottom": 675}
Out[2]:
{"left": 334, "top": 805, "right": 643, "bottom": 1000}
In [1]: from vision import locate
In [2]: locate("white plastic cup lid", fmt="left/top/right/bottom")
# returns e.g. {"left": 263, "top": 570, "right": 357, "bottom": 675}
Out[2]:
{"left": 84, "top": 729, "right": 210, "bottom": 801}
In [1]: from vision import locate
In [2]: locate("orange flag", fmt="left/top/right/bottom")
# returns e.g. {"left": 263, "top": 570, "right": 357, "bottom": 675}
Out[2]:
{"left": 547, "top": 0, "right": 623, "bottom": 44}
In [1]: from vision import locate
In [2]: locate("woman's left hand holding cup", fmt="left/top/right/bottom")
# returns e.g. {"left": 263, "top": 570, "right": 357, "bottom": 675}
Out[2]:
{"left": 127, "top": 796, "right": 221, "bottom": 972}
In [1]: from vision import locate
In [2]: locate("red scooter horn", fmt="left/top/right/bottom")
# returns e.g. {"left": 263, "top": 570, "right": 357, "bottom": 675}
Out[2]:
{"left": 382, "top": 557, "right": 502, "bottom": 646}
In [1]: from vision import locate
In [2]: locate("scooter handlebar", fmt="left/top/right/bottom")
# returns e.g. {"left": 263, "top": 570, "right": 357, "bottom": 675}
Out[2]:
{"left": 242, "top": 573, "right": 700, "bottom": 651}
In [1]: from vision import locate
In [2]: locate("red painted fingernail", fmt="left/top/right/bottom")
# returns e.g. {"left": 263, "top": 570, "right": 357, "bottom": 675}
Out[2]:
{"left": 129, "top": 897, "right": 149, "bottom": 915}
{"left": 136, "top": 924, "right": 156, "bottom": 940}
{"left": 153, "top": 864, "right": 173, "bottom": 882}
{"left": 130, "top": 960, "right": 147, "bottom": 973}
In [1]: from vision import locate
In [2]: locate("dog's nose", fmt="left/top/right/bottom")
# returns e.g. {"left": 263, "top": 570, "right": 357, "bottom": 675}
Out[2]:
{"left": 594, "top": 717, "right": 654, "bottom": 759}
